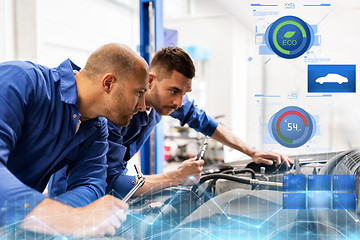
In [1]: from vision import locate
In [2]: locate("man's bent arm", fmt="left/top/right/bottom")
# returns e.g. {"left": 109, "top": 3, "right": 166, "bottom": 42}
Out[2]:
{"left": 109, "top": 173, "right": 175, "bottom": 197}
{"left": 211, "top": 124, "right": 255, "bottom": 157}
{"left": 171, "top": 95, "right": 291, "bottom": 167}
{"left": 211, "top": 124, "right": 291, "bottom": 167}
{"left": 133, "top": 157, "right": 204, "bottom": 196}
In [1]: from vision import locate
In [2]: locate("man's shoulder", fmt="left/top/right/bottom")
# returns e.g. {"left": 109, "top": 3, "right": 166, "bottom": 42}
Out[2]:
{"left": 0, "top": 60, "right": 36, "bottom": 67}
{"left": 0, "top": 61, "right": 52, "bottom": 95}
{"left": 0, "top": 60, "right": 44, "bottom": 75}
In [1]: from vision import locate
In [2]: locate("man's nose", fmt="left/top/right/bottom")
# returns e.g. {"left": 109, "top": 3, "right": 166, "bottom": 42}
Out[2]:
{"left": 173, "top": 95, "right": 183, "bottom": 108}
{"left": 137, "top": 95, "right": 146, "bottom": 111}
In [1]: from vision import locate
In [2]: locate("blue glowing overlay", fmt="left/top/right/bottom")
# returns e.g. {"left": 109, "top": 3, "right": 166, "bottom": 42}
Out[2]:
{"left": 308, "top": 175, "right": 331, "bottom": 191}
{"left": 283, "top": 193, "right": 306, "bottom": 209}
{"left": 333, "top": 193, "right": 356, "bottom": 210}
{"left": 283, "top": 174, "right": 306, "bottom": 191}
{"left": 333, "top": 175, "right": 356, "bottom": 191}
{"left": 308, "top": 192, "right": 331, "bottom": 209}
{"left": 283, "top": 174, "right": 356, "bottom": 210}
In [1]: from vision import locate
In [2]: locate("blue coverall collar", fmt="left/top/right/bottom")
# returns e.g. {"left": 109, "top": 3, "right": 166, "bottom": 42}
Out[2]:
{"left": 57, "top": 58, "right": 81, "bottom": 106}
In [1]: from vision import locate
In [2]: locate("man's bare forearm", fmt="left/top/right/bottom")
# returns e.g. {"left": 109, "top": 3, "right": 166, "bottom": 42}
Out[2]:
{"left": 211, "top": 124, "right": 255, "bottom": 157}
{"left": 21, "top": 195, "right": 128, "bottom": 237}
{"left": 210, "top": 124, "right": 292, "bottom": 166}
{"left": 133, "top": 158, "right": 204, "bottom": 196}
{"left": 21, "top": 198, "right": 78, "bottom": 235}
{"left": 133, "top": 172, "right": 175, "bottom": 196}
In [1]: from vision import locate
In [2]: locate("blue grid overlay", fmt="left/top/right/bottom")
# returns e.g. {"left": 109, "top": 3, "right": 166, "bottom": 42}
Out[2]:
{"left": 283, "top": 175, "right": 356, "bottom": 209}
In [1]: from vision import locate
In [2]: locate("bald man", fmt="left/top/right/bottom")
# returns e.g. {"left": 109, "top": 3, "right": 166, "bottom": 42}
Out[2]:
{"left": 0, "top": 43, "right": 148, "bottom": 237}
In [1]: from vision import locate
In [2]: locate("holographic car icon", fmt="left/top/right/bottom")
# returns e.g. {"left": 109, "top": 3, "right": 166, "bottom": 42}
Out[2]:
{"left": 315, "top": 73, "right": 349, "bottom": 84}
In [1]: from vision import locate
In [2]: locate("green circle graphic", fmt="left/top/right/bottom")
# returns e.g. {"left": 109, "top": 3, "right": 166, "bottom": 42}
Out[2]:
{"left": 272, "top": 20, "right": 307, "bottom": 55}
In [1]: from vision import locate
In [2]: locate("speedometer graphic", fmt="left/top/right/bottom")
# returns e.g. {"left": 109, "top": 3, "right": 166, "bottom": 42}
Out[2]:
{"left": 268, "top": 106, "right": 316, "bottom": 148}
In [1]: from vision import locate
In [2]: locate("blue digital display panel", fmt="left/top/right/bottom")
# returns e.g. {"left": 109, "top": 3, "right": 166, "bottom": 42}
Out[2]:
{"left": 308, "top": 65, "right": 356, "bottom": 93}
{"left": 333, "top": 193, "right": 356, "bottom": 209}
{"left": 308, "top": 192, "right": 331, "bottom": 209}
{"left": 333, "top": 175, "right": 356, "bottom": 191}
{"left": 283, "top": 193, "right": 306, "bottom": 209}
{"left": 283, "top": 175, "right": 356, "bottom": 210}
{"left": 308, "top": 175, "right": 331, "bottom": 191}
{"left": 283, "top": 175, "right": 306, "bottom": 191}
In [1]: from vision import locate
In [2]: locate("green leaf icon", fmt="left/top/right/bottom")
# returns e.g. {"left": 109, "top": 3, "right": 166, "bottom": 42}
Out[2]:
{"left": 283, "top": 31, "right": 296, "bottom": 38}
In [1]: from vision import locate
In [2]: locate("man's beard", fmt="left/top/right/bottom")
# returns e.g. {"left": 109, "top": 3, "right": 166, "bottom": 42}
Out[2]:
{"left": 110, "top": 112, "right": 132, "bottom": 127}
{"left": 156, "top": 105, "right": 178, "bottom": 115}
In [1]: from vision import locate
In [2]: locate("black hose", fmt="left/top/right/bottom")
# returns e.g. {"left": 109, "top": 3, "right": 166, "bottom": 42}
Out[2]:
{"left": 205, "top": 168, "right": 257, "bottom": 195}
{"left": 192, "top": 174, "right": 252, "bottom": 195}
{"left": 221, "top": 168, "right": 256, "bottom": 179}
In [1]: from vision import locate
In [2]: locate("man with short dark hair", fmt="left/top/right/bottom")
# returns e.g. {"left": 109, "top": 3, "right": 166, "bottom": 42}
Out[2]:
{"left": 50, "top": 46, "right": 291, "bottom": 199}
{"left": 0, "top": 43, "right": 148, "bottom": 237}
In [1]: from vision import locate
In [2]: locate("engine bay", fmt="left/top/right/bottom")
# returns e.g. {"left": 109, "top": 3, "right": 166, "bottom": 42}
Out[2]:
{"left": 118, "top": 149, "right": 360, "bottom": 240}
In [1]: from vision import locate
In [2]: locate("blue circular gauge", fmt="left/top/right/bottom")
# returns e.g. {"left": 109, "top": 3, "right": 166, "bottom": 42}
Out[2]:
{"left": 265, "top": 16, "right": 313, "bottom": 59}
{"left": 268, "top": 106, "right": 316, "bottom": 148}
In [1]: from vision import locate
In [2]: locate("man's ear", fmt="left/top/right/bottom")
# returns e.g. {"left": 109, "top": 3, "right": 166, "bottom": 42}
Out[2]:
{"left": 148, "top": 72, "right": 156, "bottom": 89}
{"left": 102, "top": 73, "right": 116, "bottom": 93}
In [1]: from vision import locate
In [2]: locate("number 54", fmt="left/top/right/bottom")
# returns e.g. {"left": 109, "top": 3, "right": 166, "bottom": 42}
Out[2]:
{"left": 287, "top": 123, "right": 298, "bottom": 131}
